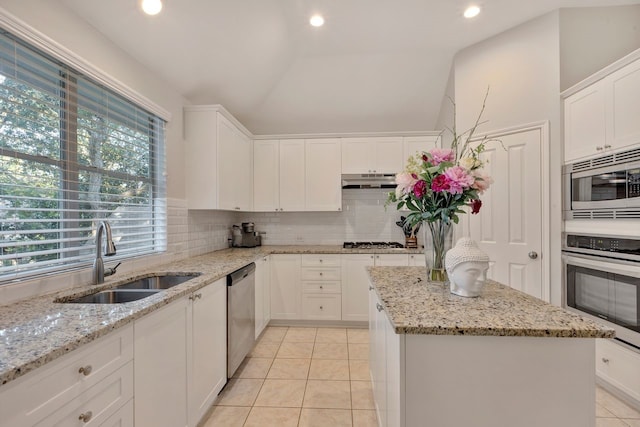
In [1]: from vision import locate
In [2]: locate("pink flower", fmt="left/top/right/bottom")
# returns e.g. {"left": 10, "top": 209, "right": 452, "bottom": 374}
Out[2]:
{"left": 471, "top": 172, "right": 493, "bottom": 194}
{"left": 470, "top": 199, "right": 482, "bottom": 214}
{"left": 413, "top": 180, "right": 427, "bottom": 198}
{"left": 429, "top": 148, "right": 454, "bottom": 166}
{"left": 431, "top": 174, "right": 450, "bottom": 193}
{"left": 395, "top": 172, "right": 417, "bottom": 198}
{"left": 443, "top": 166, "right": 475, "bottom": 194}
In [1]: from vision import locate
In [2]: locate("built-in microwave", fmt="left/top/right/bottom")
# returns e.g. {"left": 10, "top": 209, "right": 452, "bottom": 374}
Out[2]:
{"left": 563, "top": 148, "right": 640, "bottom": 219}
{"left": 562, "top": 233, "right": 640, "bottom": 350}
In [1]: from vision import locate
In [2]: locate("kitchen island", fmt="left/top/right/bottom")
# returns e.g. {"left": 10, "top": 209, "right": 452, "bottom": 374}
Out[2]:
{"left": 367, "top": 266, "right": 614, "bottom": 427}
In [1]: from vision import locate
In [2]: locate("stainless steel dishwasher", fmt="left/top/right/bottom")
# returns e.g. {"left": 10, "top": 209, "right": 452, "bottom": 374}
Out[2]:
{"left": 227, "top": 263, "right": 256, "bottom": 378}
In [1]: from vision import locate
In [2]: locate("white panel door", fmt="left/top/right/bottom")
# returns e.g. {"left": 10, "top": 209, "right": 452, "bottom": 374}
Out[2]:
{"left": 253, "top": 140, "right": 280, "bottom": 211}
{"left": 467, "top": 128, "right": 543, "bottom": 299}
{"left": 279, "top": 140, "right": 306, "bottom": 211}
{"left": 305, "top": 138, "right": 342, "bottom": 211}
{"left": 607, "top": 58, "right": 640, "bottom": 150}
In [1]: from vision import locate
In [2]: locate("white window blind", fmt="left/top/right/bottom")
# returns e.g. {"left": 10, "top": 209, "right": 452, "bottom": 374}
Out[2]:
{"left": 0, "top": 30, "right": 166, "bottom": 282}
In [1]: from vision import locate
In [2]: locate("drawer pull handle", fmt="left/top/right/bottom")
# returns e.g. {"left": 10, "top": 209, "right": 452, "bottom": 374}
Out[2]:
{"left": 602, "top": 357, "right": 610, "bottom": 364}
{"left": 78, "top": 365, "right": 92, "bottom": 376}
{"left": 376, "top": 303, "right": 384, "bottom": 312}
{"left": 78, "top": 411, "right": 93, "bottom": 423}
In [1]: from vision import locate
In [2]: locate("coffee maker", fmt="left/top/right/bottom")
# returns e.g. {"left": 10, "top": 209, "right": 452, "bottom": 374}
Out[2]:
{"left": 232, "top": 222, "right": 262, "bottom": 248}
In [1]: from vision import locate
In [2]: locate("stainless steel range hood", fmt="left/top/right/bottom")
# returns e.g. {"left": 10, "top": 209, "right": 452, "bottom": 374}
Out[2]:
{"left": 341, "top": 173, "right": 396, "bottom": 189}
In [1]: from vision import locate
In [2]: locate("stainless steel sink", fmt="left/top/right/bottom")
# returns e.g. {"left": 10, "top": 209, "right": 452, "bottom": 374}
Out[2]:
{"left": 115, "top": 274, "right": 200, "bottom": 290}
{"left": 63, "top": 289, "right": 161, "bottom": 304}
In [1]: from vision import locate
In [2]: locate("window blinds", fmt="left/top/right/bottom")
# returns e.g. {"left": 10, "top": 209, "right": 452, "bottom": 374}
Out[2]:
{"left": 0, "top": 30, "right": 166, "bottom": 281}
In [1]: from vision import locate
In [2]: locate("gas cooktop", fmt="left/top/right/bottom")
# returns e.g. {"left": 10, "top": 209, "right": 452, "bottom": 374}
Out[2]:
{"left": 342, "top": 241, "right": 404, "bottom": 249}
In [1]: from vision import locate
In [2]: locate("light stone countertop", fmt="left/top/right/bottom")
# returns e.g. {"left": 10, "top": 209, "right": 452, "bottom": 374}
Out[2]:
{"left": 367, "top": 266, "right": 615, "bottom": 338}
{"left": 0, "top": 245, "right": 422, "bottom": 387}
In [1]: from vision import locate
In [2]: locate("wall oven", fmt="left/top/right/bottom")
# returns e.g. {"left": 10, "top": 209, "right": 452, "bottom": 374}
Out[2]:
{"left": 563, "top": 148, "right": 640, "bottom": 219}
{"left": 563, "top": 233, "right": 640, "bottom": 350}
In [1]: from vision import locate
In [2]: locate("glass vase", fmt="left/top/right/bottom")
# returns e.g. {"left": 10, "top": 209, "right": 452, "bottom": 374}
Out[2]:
{"left": 423, "top": 219, "right": 453, "bottom": 282}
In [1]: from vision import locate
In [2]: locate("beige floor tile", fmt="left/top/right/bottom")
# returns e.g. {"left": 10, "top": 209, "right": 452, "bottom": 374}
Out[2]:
{"left": 598, "top": 389, "right": 640, "bottom": 419}
{"left": 201, "top": 406, "right": 250, "bottom": 427}
{"left": 349, "top": 360, "right": 370, "bottom": 381}
{"left": 348, "top": 343, "right": 370, "bottom": 360}
{"left": 352, "top": 410, "right": 378, "bottom": 427}
{"left": 596, "top": 418, "right": 631, "bottom": 427}
{"left": 277, "top": 342, "right": 315, "bottom": 358}
{"left": 233, "top": 357, "right": 273, "bottom": 379}
{"left": 299, "top": 408, "right": 353, "bottom": 427}
{"left": 314, "top": 342, "right": 349, "bottom": 359}
{"left": 347, "top": 328, "right": 369, "bottom": 344}
{"left": 624, "top": 419, "right": 640, "bottom": 426}
{"left": 351, "top": 381, "right": 375, "bottom": 410}
{"left": 268, "top": 358, "right": 311, "bottom": 379}
{"left": 215, "top": 379, "right": 263, "bottom": 407}
{"left": 309, "top": 359, "right": 350, "bottom": 380}
{"left": 254, "top": 379, "right": 307, "bottom": 407}
{"left": 598, "top": 402, "right": 618, "bottom": 418}
{"left": 249, "top": 341, "right": 280, "bottom": 358}
{"left": 315, "top": 328, "right": 348, "bottom": 343}
{"left": 283, "top": 327, "right": 318, "bottom": 342}
{"left": 303, "top": 380, "right": 352, "bottom": 409}
{"left": 243, "top": 407, "right": 301, "bottom": 427}
{"left": 259, "top": 326, "right": 288, "bottom": 343}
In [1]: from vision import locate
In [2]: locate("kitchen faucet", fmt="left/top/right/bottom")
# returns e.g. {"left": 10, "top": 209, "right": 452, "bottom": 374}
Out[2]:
{"left": 93, "top": 221, "right": 118, "bottom": 284}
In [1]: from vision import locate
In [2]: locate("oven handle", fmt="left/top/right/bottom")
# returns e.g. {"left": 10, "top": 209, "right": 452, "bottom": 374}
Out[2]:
{"left": 563, "top": 252, "right": 640, "bottom": 278}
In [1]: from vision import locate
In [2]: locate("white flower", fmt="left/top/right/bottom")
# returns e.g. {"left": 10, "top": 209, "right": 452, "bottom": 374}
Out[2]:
{"left": 459, "top": 157, "right": 481, "bottom": 171}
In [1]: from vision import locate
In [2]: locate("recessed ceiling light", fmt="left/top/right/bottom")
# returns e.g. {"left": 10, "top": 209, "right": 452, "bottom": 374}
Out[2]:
{"left": 464, "top": 5, "right": 481, "bottom": 19}
{"left": 141, "top": 0, "right": 163, "bottom": 16}
{"left": 310, "top": 15, "right": 325, "bottom": 27}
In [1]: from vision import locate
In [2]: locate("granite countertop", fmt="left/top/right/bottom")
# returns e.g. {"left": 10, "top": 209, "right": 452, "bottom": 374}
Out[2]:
{"left": 367, "top": 266, "right": 615, "bottom": 338}
{"left": 0, "top": 245, "right": 421, "bottom": 387}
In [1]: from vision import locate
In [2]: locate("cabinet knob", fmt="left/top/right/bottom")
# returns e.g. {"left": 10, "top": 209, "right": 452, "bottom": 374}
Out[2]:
{"left": 235, "top": 207, "right": 241, "bottom": 210}
{"left": 78, "top": 365, "right": 92, "bottom": 376}
{"left": 196, "top": 293, "right": 202, "bottom": 299}
{"left": 602, "top": 357, "right": 610, "bottom": 364}
{"left": 319, "top": 259, "right": 323, "bottom": 263}
{"left": 189, "top": 295, "right": 195, "bottom": 301}
{"left": 369, "top": 285, "right": 374, "bottom": 290}
{"left": 319, "top": 285, "right": 324, "bottom": 289}
{"left": 376, "top": 303, "right": 384, "bottom": 312}
{"left": 596, "top": 146, "right": 604, "bottom": 151}
{"left": 78, "top": 411, "right": 93, "bottom": 423}
{"left": 319, "top": 306, "right": 324, "bottom": 310}
{"left": 338, "top": 207, "right": 341, "bottom": 211}
{"left": 604, "top": 144, "right": 612, "bottom": 149}
{"left": 370, "top": 255, "right": 374, "bottom": 259}
{"left": 319, "top": 272, "right": 323, "bottom": 276}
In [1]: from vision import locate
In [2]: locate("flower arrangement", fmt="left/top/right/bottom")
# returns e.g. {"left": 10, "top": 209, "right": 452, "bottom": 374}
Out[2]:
{"left": 387, "top": 90, "right": 494, "bottom": 281}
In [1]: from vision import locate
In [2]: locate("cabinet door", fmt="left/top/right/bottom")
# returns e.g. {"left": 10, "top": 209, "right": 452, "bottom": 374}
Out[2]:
{"left": 279, "top": 140, "right": 306, "bottom": 211}
{"left": 373, "top": 137, "right": 404, "bottom": 174}
{"left": 375, "top": 254, "right": 409, "bottom": 266}
{"left": 184, "top": 109, "right": 218, "bottom": 209}
{"left": 305, "top": 139, "right": 342, "bottom": 211}
{"left": 403, "top": 136, "right": 440, "bottom": 161}
{"left": 385, "top": 313, "right": 402, "bottom": 427}
{"left": 607, "top": 58, "right": 640, "bottom": 150}
{"left": 255, "top": 256, "right": 272, "bottom": 338}
{"left": 217, "top": 114, "right": 241, "bottom": 211}
{"left": 342, "top": 138, "right": 373, "bottom": 173}
{"left": 270, "top": 254, "right": 301, "bottom": 319}
{"left": 408, "top": 254, "right": 425, "bottom": 267}
{"left": 564, "top": 85, "right": 607, "bottom": 162}
{"left": 134, "top": 298, "right": 189, "bottom": 427}
{"left": 342, "top": 254, "right": 375, "bottom": 322}
{"left": 254, "top": 140, "right": 280, "bottom": 211}
{"left": 369, "top": 287, "right": 387, "bottom": 427}
{"left": 236, "top": 133, "right": 254, "bottom": 211}
{"left": 189, "top": 278, "right": 227, "bottom": 427}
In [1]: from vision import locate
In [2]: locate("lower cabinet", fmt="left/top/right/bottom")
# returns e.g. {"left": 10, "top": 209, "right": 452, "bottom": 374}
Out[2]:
{"left": 255, "top": 256, "right": 271, "bottom": 338}
{"left": 270, "top": 254, "right": 301, "bottom": 320}
{"left": 596, "top": 338, "right": 640, "bottom": 403}
{"left": 134, "top": 278, "right": 227, "bottom": 427}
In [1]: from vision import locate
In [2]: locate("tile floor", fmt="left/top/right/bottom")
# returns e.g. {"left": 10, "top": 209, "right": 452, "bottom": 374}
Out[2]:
{"left": 201, "top": 326, "right": 640, "bottom": 427}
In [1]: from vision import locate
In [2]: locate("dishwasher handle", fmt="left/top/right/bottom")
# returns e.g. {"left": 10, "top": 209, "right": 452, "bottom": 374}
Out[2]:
{"left": 227, "top": 262, "right": 256, "bottom": 286}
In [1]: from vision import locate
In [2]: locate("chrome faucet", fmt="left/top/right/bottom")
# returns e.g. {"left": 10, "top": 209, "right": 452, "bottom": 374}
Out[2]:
{"left": 93, "top": 221, "right": 117, "bottom": 284}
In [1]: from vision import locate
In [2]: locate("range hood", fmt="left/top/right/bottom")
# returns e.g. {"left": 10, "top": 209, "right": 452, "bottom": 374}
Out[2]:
{"left": 341, "top": 173, "right": 396, "bottom": 189}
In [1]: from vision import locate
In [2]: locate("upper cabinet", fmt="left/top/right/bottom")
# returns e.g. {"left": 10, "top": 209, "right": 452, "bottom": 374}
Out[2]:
{"left": 342, "top": 137, "right": 404, "bottom": 174}
{"left": 564, "top": 55, "right": 640, "bottom": 163}
{"left": 253, "top": 139, "right": 280, "bottom": 212}
{"left": 184, "top": 106, "right": 253, "bottom": 210}
{"left": 305, "top": 138, "right": 342, "bottom": 211}
{"left": 403, "top": 135, "right": 441, "bottom": 162}
{"left": 279, "top": 139, "right": 306, "bottom": 211}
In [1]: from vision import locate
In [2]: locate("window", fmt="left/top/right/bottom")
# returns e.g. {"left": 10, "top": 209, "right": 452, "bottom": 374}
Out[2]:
{"left": 0, "top": 30, "right": 166, "bottom": 281}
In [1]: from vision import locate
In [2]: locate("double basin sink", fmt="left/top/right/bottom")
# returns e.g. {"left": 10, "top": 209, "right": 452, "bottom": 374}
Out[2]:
{"left": 59, "top": 274, "right": 200, "bottom": 304}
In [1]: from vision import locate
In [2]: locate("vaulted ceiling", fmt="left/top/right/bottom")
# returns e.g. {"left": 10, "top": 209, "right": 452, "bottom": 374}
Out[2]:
{"left": 58, "top": 0, "right": 640, "bottom": 134}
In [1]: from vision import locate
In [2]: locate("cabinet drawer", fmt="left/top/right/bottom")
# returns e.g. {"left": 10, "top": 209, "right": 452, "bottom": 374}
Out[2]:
{"left": 301, "top": 267, "right": 341, "bottom": 281}
{"left": 0, "top": 324, "right": 133, "bottom": 427}
{"left": 302, "top": 281, "right": 341, "bottom": 294}
{"left": 596, "top": 338, "right": 640, "bottom": 401}
{"left": 301, "top": 254, "right": 341, "bottom": 267}
{"left": 301, "top": 294, "right": 342, "bottom": 320}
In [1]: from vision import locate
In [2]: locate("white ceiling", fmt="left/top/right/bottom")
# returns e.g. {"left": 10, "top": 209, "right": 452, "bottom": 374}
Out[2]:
{"left": 59, "top": 0, "right": 640, "bottom": 134}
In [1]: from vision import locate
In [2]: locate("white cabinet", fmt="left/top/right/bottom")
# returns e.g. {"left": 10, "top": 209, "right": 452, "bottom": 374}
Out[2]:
{"left": 279, "top": 140, "right": 306, "bottom": 211}
{"left": 342, "top": 137, "right": 404, "bottom": 174}
{"left": 403, "top": 135, "right": 440, "bottom": 161}
{"left": 135, "top": 279, "right": 227, "bottom": 427}
{"left": 270, "top": 254, "right": 302, "bottom": 319}
{"left": 342, "top": 254, "right": 375, "bottom": 322}
{"left": 564, "top": 57, "right": 640, "bottom": 163}
{"left": 374, "top": 254, "right": 409, "bottom": 266}
{"left": 255, "top": 256, "right": 272, "bottom": 338}
{"left": 253, "top": 140, "right": 280, "bottom": 212}
{"left": 408, "top": 253, "right": 425, "bottom": 266}
{"left": 596, "top": 338, "right": 640, "bottom": 403}
{"left": 300, "top": 254, "right": 342, "bottom": 320}
{"left": 305, "top": 139, "right": 342, "bottom": 211}
{"left": 184, "top": 107, "right": 253, "bottom": 210}
{"left": 0, "top": 325, "right": 134, "bottom": 427}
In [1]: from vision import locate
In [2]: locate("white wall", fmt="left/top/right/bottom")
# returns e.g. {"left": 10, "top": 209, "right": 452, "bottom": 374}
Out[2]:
{"left": 451, "top": 11, "right": 562, "bottom": 305}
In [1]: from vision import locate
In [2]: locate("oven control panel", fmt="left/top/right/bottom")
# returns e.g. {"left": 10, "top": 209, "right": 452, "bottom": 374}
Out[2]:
{"left": 565, "top": 234, "right": 640, "bottom": 256}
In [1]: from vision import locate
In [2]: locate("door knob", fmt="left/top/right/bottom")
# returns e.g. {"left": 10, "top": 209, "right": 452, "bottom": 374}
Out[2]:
{"left": 528, "top": 251, "right": 538, "bottom": 260}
